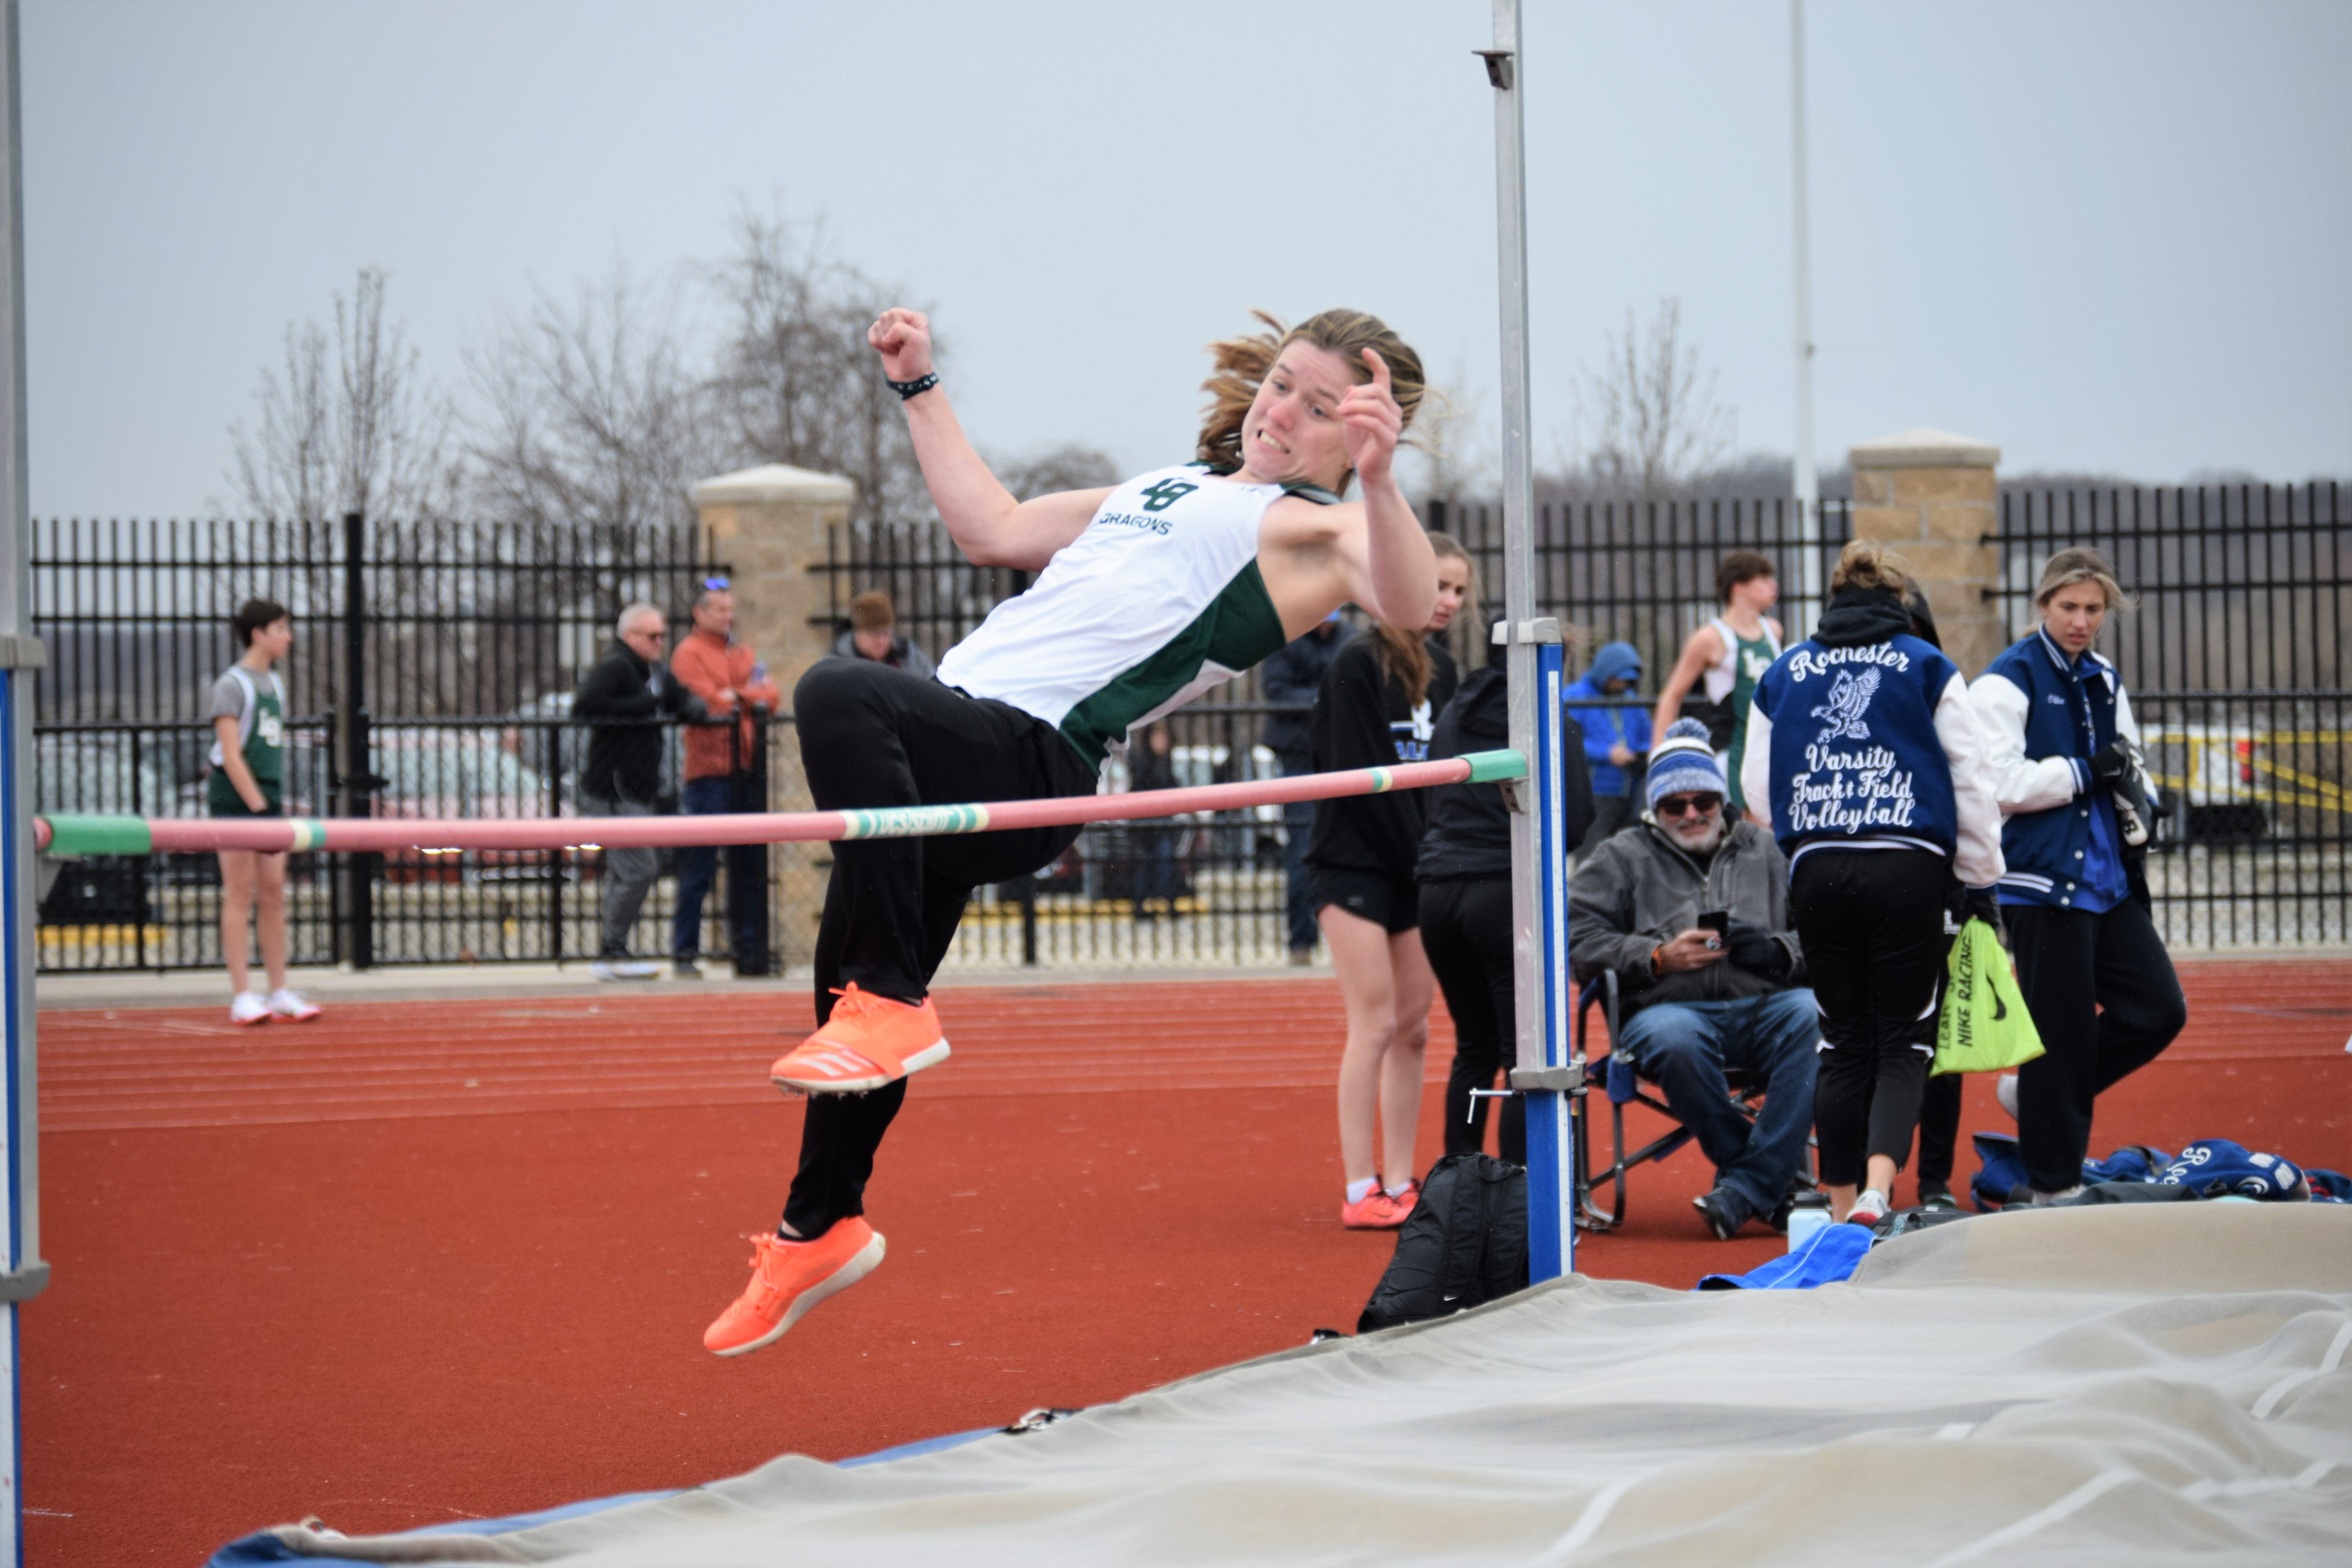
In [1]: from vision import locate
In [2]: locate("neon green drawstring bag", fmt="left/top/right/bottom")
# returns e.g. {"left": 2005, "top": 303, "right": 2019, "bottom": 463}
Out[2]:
{"left": 1933, "top": 917, "right": 2045, "bottom": 1076}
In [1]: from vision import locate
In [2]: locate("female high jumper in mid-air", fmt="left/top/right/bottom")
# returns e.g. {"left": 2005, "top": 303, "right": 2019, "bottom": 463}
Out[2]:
{"left": 702, "top": 306, "right": 1438, "bottom": 1356}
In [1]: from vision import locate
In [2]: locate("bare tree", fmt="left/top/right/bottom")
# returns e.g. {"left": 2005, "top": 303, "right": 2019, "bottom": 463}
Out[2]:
{"left": 465, "top": 263, "right": 716, "bottom": 535}
{"left": 227, "top": 267, "right": 459, "bottom": 520}
{"left": 703, "top": 209, "right": 934, "bottom": 527}
{"left": 993, "top": 443, "right": 1118, "bottom": 501}
{"left": 1566, "top": 297, "right": 1734, "bottom": 501}
{"left": 1402, "top": 361, "right": 1496, "bottom": 510}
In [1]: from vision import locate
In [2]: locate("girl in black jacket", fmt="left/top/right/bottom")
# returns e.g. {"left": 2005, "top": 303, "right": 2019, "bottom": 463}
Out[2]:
{"left": 1307, "top": 535, "right": 1469, "bottom": 1228}
{"left": 1416, "top": 647, "right": 1595, "bottom": 1165}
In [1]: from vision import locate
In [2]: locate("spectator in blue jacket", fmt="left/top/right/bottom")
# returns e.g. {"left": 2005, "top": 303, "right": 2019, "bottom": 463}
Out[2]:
{"left": 1564, "top": 641, "right": 1651, "bottom": 844}
{"left": 1970, "top": 548, "right": 2185, "bottom": 1203}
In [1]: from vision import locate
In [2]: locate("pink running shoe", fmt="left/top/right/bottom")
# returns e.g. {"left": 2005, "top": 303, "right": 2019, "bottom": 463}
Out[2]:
{"left": 702, "top": 1218, "right": 886, "bottom": 1357}
{"left": 770, "top": 984, "right": 950, "bottom": 1095}
{"left": 1341, "top": 1189, "right": 1407, "bottom": 1230}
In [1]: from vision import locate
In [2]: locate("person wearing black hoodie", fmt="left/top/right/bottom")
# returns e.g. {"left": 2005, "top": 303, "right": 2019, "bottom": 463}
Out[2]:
{"left": 1415, "top": 636, "right": 1595, "bottom": 1163}
{"left": 1740, "top": 542, "right": 2005, "bottom": 1227}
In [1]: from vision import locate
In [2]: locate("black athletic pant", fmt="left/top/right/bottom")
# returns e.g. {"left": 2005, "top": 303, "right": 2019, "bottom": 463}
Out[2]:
{"left": 1916, "top": 1072, "right": 1961, "bottom": 1187}
{"left": 1419, "top": 877, "right": 1525, "bottom": 1165}
{"left": 782, "top": 658, "right": 1095, "bottom": 1238}
{"left": 1789, "top": 848, "right": 1949, "bottom": 1189}
{"left": 2007, "top": 899, "right": 2186, "bottom": 1194}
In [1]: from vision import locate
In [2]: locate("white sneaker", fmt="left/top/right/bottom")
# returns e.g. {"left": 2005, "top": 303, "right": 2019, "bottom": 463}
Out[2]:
{"left": 268, "top": 988, "right": 321, "bottom": 1022}
{"left": 1996, "top": 1073, "right": 2019, "bottom": 1120}
{"left": 1846, "top": 1188, "right": 1890, "bottom": 1227}
{"left": 590, "top": 959, "right": 660, "bottom": 982}
{"left": 229, "top": 991, "right": 271, "bottom": 1026}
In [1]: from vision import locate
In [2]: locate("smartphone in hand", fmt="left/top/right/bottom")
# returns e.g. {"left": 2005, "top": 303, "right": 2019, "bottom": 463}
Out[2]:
{"left": 1696, "top": 908, "right": 1730, "bottom": 950}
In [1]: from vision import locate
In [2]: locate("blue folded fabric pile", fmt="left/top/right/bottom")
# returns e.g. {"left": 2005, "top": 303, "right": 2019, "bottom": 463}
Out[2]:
{"left": 1970, "top": 1129, "right": 2348, "bottom": 1211}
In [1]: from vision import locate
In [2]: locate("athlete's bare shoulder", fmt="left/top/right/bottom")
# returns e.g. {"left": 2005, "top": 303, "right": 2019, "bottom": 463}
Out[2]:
{"left": 1259, "top": 490, "right": 1360, "bottom": 547}
{"left": 1256, "top": 494, "right": 1363, "bottom": 635}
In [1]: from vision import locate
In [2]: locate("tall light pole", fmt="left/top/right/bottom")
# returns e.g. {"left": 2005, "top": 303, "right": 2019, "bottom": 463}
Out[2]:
{"left": 1789, "top": 0, "right": 1821, "bottom": 627}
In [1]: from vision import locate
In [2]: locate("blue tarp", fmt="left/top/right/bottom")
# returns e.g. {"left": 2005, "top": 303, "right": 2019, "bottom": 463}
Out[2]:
{"left": 1693, "top": 1219, "right": 1874, "bottom": 1291}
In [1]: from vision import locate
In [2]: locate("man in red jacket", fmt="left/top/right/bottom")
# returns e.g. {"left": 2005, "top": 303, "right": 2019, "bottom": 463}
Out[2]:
{"left": 668, "top": 582, "right": 783, "bottom": 977}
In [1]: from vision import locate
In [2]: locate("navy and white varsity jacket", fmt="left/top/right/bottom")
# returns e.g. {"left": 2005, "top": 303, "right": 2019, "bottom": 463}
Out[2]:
{"left": 1740, "top": 633, "right": 2006, "bottom": 887}
{"left": 1969, "top": 628, "right": 2153, "bottom": 912}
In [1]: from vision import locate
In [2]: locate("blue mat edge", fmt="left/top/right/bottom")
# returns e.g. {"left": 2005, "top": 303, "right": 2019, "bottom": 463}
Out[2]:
{"left": 203, "top": 1426, "right": 1002, "bottom": 1565}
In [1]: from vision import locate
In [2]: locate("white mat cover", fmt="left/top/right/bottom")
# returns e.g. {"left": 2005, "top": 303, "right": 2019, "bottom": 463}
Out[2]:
{"left": 269, "top": 1204, "right": 2352, "bottom": 1566}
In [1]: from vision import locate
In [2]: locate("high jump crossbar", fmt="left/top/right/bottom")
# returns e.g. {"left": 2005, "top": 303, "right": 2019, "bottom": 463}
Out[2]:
{"left": 32, "top": 750, "right": 1528, "bottom": 858}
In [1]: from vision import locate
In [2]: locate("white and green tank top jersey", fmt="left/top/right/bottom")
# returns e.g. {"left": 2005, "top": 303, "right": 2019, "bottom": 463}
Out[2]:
{"left": 1708, "top": 615, "right": 1781, "bottom": 812}
{"left": 207, "top": 666, "right": 286, "bottom": 785}
{"left": 936, "top": 463, "right": 1332, "bottom": 770}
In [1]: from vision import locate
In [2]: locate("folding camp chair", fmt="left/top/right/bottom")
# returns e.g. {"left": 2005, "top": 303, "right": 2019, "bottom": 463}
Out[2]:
{"left": 1568, "top": 969, "right": 1802, "bottom": 1232}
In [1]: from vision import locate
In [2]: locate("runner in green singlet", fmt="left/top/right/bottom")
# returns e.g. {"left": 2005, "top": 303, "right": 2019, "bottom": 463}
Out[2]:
{"left": 1720, "top": 617, "right": 1778, "bottom": 816}
{"left": 209, "top": 599, "right": 320, "bottom": 1026}
{"left": 1651, "top": 551, "right": 1784, "bottom": 820}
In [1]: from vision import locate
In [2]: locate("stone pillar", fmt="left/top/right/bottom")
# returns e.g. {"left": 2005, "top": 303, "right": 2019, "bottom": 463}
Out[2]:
{"left": 688, "top": 463, "right": 858, "bottom": 697}
{"left": 1847, "top": 427, "right": 2005, "bottom": 677}
{"left": 687, "top": 463, "right": 857, "bottom": 976}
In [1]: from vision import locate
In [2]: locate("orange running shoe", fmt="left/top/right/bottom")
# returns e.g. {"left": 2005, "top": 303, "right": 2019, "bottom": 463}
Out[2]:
{"left": 1387, "top": 1179, "right": 1422, "bottom": 1222}
{"left": 769, "top": 984, "right": 949, "bottom": 1095}
{"left": 702, "top": 1218, "right": 886, "bottom": 1357}
{"left": 1341, "top": 1189, "right": 1407, "bottom": 1230}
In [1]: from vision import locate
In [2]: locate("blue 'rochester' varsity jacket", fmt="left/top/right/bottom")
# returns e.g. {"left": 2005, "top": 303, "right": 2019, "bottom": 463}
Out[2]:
{"left": 1740, "top": 632, "right": 2006, "bottom": 888}
{"left": 1968, "top": 627, "right": 2155, "bottom": 912}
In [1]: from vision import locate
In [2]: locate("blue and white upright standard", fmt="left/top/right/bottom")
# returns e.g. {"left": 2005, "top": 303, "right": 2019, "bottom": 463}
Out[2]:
{"left": 1480, "top": 0, "right": 1576, "bottom": 1279}
{"left": 0, "top": 5, "right": 47, "bottom": 1562}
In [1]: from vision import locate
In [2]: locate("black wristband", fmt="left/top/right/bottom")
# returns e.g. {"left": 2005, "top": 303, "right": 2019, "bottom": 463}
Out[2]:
{"left": 887, "top": 372, "right": 938, "bottom": 401}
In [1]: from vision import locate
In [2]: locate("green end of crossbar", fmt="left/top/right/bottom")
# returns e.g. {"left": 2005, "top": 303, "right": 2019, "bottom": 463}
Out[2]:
{"left": 42, "top": 815, "right": 154, "bottom": 857}
{"left": 1461, "top": 749, "right": 1527, "bottom": 782}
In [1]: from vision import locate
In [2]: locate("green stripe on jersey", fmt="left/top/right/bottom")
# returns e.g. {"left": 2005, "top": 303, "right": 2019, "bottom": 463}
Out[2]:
{"left": 1058, "top": 558, "right": 1288, "bottom": 768}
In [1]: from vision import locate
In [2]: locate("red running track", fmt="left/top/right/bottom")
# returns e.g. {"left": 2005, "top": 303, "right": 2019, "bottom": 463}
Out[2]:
{"left": 24, "top": 960, "right": 2352, "bottom": 1565}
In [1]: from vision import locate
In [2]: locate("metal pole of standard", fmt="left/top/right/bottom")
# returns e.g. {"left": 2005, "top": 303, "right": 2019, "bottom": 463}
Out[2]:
{"left": 1479, "top": 0, "right": 1577, "bottom": 1281}
{"left": 1788, "top": 0, "right": 1822, "bottom": 630}
{"left": 0, "top": 5, "right": 46, "bottom": 1559}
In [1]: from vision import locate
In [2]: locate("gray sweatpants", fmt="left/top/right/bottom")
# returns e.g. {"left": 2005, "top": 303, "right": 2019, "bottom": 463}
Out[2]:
{"left": 581, "top": 793, "right": 659, "bottom": 958}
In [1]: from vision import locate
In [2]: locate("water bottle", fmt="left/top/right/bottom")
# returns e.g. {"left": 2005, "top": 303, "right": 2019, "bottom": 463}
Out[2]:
{"left": 1785, "top": 1190, "right": 1833, "bottom": 1251}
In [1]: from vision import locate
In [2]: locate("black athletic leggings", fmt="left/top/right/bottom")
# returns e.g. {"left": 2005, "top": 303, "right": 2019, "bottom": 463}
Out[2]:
{"left": 1789, "top": 848, "right": 1949, "bottom": 1189}
{"left": 782, "top": 657, "right": 1096, "bottom": 1238}
{"left": 1419, "top": 876, "right": 1524, "bottom": 1165}
{"left": 2008, "top": 898, "right": 2186, "bottom": 1193}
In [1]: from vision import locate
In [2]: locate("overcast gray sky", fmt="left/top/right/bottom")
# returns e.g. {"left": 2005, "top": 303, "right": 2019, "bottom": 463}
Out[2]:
{"left": 22, "top": 0, "right": 2352, "bottom": 517}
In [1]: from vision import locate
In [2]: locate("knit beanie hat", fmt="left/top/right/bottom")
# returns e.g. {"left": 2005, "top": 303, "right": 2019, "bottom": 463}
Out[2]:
{"left": 1646, "top": 717, "right": 1727, "bottom": 808}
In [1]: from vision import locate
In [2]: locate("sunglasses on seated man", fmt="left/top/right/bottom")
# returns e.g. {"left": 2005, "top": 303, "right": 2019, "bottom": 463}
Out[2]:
{"left": 1655, "top": 793, "right": 1724, "bottom": 819}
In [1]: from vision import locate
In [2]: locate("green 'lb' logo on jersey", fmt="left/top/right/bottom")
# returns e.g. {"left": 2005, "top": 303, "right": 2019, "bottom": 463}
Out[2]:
{"left": 1138, "top": 479, "right": 1198, "bottom": 513}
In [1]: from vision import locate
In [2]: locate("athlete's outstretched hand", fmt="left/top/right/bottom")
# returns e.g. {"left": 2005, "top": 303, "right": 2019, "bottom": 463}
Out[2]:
{"left": 868, "top": 308, "right": 935, "bottom": 382}
{"left": 1341, "top": 348, "right": 1404, "bottom": 489}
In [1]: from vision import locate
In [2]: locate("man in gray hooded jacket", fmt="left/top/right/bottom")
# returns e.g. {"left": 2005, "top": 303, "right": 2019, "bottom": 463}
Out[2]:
{"left": 1568, "top": 718, "right": 1818, "bottom": 1238}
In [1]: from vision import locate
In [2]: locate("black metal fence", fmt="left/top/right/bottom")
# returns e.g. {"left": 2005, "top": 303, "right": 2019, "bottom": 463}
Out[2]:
{"left": 1989, "top": 483, "right": 2348, "bottom": 948}
{"left": 1426, "top": 495, "right": 1855, "bottom": 672}
{"left": 822, "top": 483, "right": 2346, "bottom": 958}
{"left": 32, "top": 482, "right": 2348, "bottom": 970}
{"left": 31, "top": 514, "right": 772, "bottom": 973}
{"left": 34, "top": 513, "right": 726, "bottom": 722}
{"left": 32, "top": 712, "right": 803, "bottom": 973}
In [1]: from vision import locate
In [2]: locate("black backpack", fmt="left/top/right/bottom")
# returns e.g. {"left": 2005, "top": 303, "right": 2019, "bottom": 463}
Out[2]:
{"left": 1356, "top": 1153, "right": 1529, "bottom": 1334}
